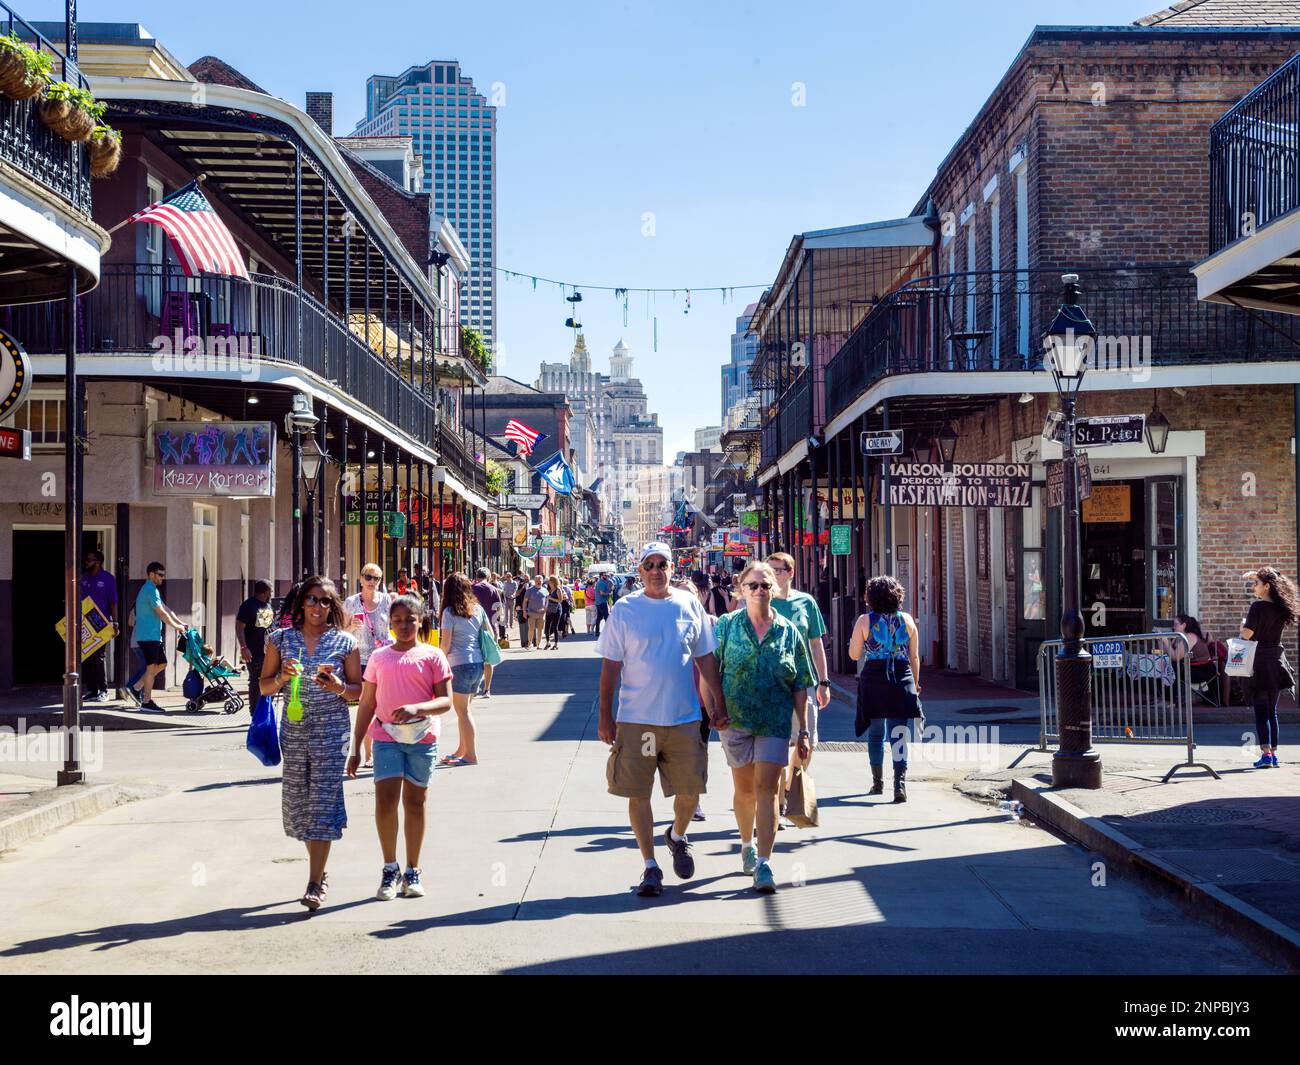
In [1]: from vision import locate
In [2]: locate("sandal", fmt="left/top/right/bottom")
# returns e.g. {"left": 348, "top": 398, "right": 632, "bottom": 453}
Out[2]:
{"left": 300, "top": 880, "right": 324, "bottom": 911}
{"left": 442, "top": 755, "right": 477, "bottom": 767}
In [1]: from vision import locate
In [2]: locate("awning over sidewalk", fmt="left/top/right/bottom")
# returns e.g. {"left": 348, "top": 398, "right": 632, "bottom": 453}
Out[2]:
{"left": 1194, "top": 208, "right": 1300, "bottom": 315}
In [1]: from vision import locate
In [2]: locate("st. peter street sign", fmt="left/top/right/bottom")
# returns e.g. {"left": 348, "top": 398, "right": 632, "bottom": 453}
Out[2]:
{"left": 1075, "top": 415, "right": 1145, "bottom": 447}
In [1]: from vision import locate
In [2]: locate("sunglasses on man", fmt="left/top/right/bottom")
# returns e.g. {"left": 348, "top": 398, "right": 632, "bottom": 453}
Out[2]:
{"left": 642, "top": 560, "right": 671, "bottom": 571}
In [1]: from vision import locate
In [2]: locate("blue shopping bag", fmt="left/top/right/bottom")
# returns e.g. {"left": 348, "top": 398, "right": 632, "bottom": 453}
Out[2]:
{"left": 246, "top": 694, "right": 281, "bottom": 767}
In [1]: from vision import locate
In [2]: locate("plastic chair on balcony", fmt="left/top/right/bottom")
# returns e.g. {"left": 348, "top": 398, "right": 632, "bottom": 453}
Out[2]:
{"left": 161, "top": 290, "right": 197, "bottom": 338}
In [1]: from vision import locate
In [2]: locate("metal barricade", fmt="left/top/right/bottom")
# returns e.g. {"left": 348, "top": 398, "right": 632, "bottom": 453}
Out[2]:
{"left": 1038, "top": 631, "right": 1220, "bottom": 782}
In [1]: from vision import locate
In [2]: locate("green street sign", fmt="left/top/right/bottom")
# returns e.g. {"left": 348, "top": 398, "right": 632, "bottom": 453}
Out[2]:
{"left": 384, "top": 512, "right": 407, "bottom": 539}
{"left": 830, "top": 523, "right": 851, "bottom": 556}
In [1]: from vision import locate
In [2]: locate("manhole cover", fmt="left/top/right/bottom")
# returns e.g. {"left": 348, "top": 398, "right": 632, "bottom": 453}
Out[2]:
{"left": 952, "top": 705, "right": 1031, "bottom": 716}
{"left": 1120, "top": 806, "right": 1259, "bottom": 826}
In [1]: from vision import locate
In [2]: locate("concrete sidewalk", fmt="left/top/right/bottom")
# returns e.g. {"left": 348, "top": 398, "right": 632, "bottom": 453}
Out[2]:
{"left": 1014, "top": 760, "right": 1300, "bottom": 971}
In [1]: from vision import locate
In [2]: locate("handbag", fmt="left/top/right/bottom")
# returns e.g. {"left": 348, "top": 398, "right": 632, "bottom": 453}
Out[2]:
{"left": 1225, "top": 638, "right": 1257, "bottom": 678}
{"left": 786, "top": 765, "right": 819, "bottom": 828}
{"left": 381, "top": 715, "right": 433, "bottom": 745}
{"left": 246, "top": 694, "right": 282, "bottom": 767}
{"left": 479, "top": 614, "right": 502, "bottom": 666}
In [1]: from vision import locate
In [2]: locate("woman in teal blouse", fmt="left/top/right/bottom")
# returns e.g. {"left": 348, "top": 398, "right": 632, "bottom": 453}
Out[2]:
{"left": 713, "top": 560, "right": 813, "bottom": 893}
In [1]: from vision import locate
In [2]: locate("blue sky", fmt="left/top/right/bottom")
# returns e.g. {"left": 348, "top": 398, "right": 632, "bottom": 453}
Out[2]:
{"left": 48, "top": 0, "right": 1153, "bottom": 457}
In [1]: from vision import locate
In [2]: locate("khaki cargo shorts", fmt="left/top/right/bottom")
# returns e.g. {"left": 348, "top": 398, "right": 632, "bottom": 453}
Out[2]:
{"left": 606, "top": 721, "right": 708, "bottom": 799}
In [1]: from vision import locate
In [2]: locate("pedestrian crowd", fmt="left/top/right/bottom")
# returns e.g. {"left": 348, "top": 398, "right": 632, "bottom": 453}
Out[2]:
{"left": 72, "top": 544, "right": 1295, "bottom": 909}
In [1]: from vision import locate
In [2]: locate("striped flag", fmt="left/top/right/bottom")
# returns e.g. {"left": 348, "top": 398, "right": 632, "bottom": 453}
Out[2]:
{"left": 128, "top": 181, "right": 249, "bottom": 279}
{"left": 503, "top": 419, "right": 546, "bottom": 457}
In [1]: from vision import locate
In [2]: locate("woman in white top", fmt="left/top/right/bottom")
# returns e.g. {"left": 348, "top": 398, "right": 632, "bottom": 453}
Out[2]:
{"left": 439, "top": 572, "right": 491, "bottom": 766}
{"left": 344, "top": 562, "right": 392, "bottom": 767}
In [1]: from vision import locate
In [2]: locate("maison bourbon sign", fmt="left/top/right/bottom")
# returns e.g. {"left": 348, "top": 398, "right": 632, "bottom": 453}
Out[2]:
{"left": 886, "top": 463, "right": 1032, "bottom": 508}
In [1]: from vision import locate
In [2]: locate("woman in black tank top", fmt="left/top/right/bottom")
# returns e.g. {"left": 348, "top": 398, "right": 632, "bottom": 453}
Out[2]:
{"left": 1241, "top": 567, "right": 1299, "bottom": 768}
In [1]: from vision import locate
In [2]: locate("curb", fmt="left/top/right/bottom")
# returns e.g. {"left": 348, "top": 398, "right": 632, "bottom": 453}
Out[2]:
{"left": 0, "top": 782, "right": 123, "bottom": 852}
{"left": 1012, "top": 778, "right": 1300, "bottom": 973}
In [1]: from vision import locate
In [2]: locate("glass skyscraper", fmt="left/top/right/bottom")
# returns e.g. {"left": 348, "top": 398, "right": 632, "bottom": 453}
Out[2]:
{"left": 721, "top": 303, "right": 759, "bottom": 422}
{"left": 353, "top": 60, "right": 497, "bottom": 350}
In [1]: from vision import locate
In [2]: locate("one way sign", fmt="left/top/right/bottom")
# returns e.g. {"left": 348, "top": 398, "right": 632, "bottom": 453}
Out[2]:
{"left": 861, "top": 430, "right": 903, "bottom": 456}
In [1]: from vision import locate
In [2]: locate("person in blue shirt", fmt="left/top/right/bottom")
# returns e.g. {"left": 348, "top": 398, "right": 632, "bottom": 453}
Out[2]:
{"left": 593, "top": 574, "right": 614, "bottom": 635}
{"left": 129, "top": 561, "right": 188, "bottom": 713}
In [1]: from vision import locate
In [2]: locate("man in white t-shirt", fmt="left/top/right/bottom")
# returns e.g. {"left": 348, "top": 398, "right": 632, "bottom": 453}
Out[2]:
{"left": 597, "top": 542, "right": 725, "bottom": 898}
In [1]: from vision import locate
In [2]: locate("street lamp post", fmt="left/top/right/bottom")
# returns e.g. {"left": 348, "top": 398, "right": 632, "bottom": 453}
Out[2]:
{"left": 1044, "top": 273, "right": 1102, "bottom": 789}
{"left": 300, "top": 428, "right": 326, "bottom": 578}
{"left": 285, "top": 394, "right": 319, "bottom": 580}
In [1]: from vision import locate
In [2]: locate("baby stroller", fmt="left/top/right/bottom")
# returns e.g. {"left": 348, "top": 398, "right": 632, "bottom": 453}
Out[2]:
{"left": 179, "top": 628, "right": 246, "bottom": 714}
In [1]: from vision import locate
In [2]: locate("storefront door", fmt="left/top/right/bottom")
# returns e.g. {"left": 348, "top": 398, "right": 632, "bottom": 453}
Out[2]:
{"left": 191, "top": 504, "right": 217, "bottom": 642}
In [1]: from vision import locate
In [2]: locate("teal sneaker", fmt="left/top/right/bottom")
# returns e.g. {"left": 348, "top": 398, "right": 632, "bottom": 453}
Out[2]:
{"left": 741, "top": 844, "right": 758, "bottom": 876}
{"left": 753, "top": 860, "right": 776, "bottom": 894}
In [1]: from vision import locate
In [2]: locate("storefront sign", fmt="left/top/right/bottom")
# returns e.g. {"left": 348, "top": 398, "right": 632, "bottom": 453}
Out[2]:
{"left": 18, "top": 502, "right": 117, "bottom": 518}
{"left": 1082, "top": 484, "right": 1131, "bottom": 523}
{"left": 507, "top": 493, "right": 546, "bottom": 510}
{"left": 535, "top": 535, "right": 566, "bottom": 557}
{"left": 0, "top": 427, "right": 30, "bottom": 460}
{"left": 0, "top": 327, "right": 32, "bottom": 422}
{"left": 483, "top": 513, "right": 498, "bottom": 539}
{"left": 55, "top": 596, "right": 116, "bottom": 662}
{"left": 1075, "top": 415, "right": 1145, "bottom": 447}
{"left": 383, "top": 512, "right": 407, "bottom": 539}
{"left": 740, "top": 510, "right": 760, "bottom": 529}
{"left": 886, "top": 463, "right": 1031, "bottom": 508}
{"left": 153, "top": 421, "right": 275, "bottom": 497}
{"left": 1046, "top": 453, "right": 1093, "bottom": 508}
{"left": 345, "top": 509, "right": 404, "bottom": 528}
{"left": 724, "top": 541, "right": 753, "bottom": 557}
{"left": 830, "top": 524, "right": 851, "bottom": 556}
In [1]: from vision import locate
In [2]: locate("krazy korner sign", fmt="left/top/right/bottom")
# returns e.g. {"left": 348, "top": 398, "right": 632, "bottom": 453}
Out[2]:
{"left": 153, "top": 421, "right": 276, "bottom": 497}
{"left": 886, "top": 462, "right": 1032, "bottom": 508}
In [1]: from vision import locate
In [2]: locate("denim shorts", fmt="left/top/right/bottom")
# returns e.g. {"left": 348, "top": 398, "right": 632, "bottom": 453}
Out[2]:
{"left": 451, "top": 661, "right": 485, "bottom": 694}
{"left": 373, "top": 739, "right": 438, "bottom": 787}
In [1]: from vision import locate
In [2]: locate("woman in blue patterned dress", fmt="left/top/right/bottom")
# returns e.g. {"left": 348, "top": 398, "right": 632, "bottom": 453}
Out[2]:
{"left": 261, "top": 575, "right": 362, "bottom": 911}
{"left": 849, "top": 575, "right": 923, "bottom": 804}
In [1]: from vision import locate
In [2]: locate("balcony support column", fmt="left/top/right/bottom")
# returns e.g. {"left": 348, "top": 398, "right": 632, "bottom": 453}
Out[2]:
{"left": 377, "top": 438, "right": 385, "bottom": 575}
{"left": 339, "top": 415, "right": 348, "bottom": 590}
{"left": 317, "top": 399, "right": 327, "bottom": 577}
{"left": 322, "top": 182, "right": 330, "bottom": 376}
{"left": 882, "top": 399, "right": 893, "bottom": 575}
{"left": 391, "top": 442, "right": 400, "bottom": 572}
{"left": 438, "top": 480, "right": 446, "bottom": 579}
{"left": 58, "top": 263, "right": 83, "bottom": 786}
{"left": 294, "top": 148, "right": 303, "bottom": 365}
{"left": 850, "top": 410, "right": 862, "bottom": 619}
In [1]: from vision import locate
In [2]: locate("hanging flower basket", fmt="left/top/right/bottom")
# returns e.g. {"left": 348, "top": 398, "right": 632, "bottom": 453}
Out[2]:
{"left": 38, "top": 81, "right": 103, "bottom": 143}
{"left": 0, "top": 34, "right": 52, "bottom": 100}
{"left": 89, "top": 126, "right": 122, "bottom": 178}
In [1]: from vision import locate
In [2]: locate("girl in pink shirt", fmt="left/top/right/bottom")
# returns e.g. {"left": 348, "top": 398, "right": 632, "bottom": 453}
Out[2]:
{"left": 348, "top": 596, "right": 452, "bottom": 900}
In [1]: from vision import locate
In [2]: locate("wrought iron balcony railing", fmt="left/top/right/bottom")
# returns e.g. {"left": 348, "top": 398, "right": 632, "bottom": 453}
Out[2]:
{"left": 1209, "top": 51, "right": 1300, "bottom": 255}
{"left": 438, "top": 420, "right": 485, "bottom": 494}
{"left": 0, "top": 3, "right": 91, "bottom": 216}
{"left": 1, "top": 262, "right": 436, "bottom": 443}
{"left": 822, "top": 265, "right": 1300, "bottom": 422}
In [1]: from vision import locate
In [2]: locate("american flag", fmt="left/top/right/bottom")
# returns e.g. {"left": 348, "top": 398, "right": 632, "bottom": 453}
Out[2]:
{"left": 128, "top": 181, "right": 249, "bottom": 279}
{"left": 503, "top": 419, "right": 545, "bottom": 456}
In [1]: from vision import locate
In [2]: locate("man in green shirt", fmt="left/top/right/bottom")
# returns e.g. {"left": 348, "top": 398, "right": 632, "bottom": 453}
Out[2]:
{"left": 766, "top": 553, "right": 832, "bottom": 795}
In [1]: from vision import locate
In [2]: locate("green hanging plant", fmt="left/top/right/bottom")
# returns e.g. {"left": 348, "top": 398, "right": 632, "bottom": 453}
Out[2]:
{"left": 89, "top": 124, "right": 123, "bottom": 178}
{"left": 459, "top": 326, "right": 492, "bottom": 373}
{"left": 486, "top": 459, "right": 509, "bottom": 497}
{"left": 39, "top": 80, "right": 104, "bottom": 142}
{"left": 0, "top": 33, "right": 53, "bottom": 100}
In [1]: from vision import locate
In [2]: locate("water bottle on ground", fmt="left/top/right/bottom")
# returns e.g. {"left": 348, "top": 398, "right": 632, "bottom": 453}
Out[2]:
{"left": 998, "top": 799, "right": 1023, "bottom": 821}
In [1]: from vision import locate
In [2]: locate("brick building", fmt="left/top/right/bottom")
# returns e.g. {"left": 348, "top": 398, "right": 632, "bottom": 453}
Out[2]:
{"left": 752, "top": 1, "right": 1300, "bottom": 688}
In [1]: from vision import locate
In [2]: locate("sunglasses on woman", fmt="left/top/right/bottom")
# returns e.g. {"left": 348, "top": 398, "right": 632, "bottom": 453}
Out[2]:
{"left": 744, "top": 581, "right": 773, "bottom": 591}
{"left": 303, "top": 594, "right": 334, "bottom": 607}
{"left": 362, "top": 574, "right": 380, "bottom": 582}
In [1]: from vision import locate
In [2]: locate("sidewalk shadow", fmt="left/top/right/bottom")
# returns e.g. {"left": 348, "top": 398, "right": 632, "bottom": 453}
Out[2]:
{"left": 0, "top": 897, "right": 373, "bottom": 957}
{"left": 186, "top": 777, "right": 281, "bottom": 793}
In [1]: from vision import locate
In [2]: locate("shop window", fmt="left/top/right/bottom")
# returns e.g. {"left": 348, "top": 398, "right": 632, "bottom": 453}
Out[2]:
{"left": 1021, "top": 486, "right": 1045, "bottom": 620}
{"left": 4, "top": 392, "right": 71, "bottom": 447}
{"left": 1149, "top": 478, "right": 1182, "bottom": 624}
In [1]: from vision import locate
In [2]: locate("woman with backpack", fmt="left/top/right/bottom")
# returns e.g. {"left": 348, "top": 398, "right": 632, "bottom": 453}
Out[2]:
{"left": 1240, "top": 567, "right": 1298, "bottom": 768}
{"left": 849, "top": 575, "right": 923, "bottom": 803}
{"left": 439, "top": 572, "right": 493, "bottom": 766}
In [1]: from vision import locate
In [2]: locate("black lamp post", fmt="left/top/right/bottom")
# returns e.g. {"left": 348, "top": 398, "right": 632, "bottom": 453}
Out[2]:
{"left": 1043, "top": 273, "right": 1102, "bottom": 789}
{"left": 300, "top": 429, "right": 326, "bottom": 578}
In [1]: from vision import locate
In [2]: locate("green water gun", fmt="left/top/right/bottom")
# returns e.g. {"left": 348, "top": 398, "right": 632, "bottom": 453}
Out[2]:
{"left": 286, "top": 662, "right": 304, "bottom": 721}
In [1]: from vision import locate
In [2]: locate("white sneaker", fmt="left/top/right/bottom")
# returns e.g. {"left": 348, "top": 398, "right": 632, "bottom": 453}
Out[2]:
{"left": 376, "top": 865, "right": 401, "bottom": 900}
{"left": 400, "top": 868, "right": 425, "bottom": 897}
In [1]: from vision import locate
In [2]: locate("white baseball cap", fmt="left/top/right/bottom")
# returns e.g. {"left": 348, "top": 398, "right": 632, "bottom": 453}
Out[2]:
{"left": 638, "top": 541, "right": 673, "bottom": 565}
